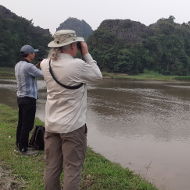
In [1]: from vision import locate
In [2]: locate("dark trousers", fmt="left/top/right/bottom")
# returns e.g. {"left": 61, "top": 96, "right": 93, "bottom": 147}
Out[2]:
{"left": 16, "top": 97, "right": 36, "bottom": 152}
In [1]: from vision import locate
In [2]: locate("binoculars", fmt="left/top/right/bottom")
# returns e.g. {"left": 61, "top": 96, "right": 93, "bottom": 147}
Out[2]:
{"left": 77, "top": 42, "right": 82, "bottom": 51}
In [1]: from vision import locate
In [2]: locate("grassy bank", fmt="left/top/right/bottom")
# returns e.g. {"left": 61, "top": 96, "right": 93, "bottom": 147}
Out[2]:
{"left": 0, "top": 67, "right": 15, "bottom": 79}
{"left": 103, "top": 70, "right": 190, "bottom": 81}
{"left": 0, "top": 67, "right": 190, "bottom": 82}
{"left": 0, "top": 104, "right": 158, "bottom": 190}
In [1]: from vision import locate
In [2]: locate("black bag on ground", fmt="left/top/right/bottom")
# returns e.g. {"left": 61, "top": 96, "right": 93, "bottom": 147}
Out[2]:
{"left": 29, "top": 125, "right": 45, "bottom": 150}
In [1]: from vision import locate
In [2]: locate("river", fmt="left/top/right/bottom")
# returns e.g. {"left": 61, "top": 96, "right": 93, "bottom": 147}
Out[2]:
{"left": 0, "top": 78, "right": 190, "bottom": 190}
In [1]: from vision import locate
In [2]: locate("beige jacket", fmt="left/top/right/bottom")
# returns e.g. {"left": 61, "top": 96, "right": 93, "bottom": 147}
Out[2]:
{"left": 41, "top": 53, "right": 102, "bottom": 133}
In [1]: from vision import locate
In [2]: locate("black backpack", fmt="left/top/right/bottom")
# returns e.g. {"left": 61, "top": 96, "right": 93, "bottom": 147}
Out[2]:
{"left": 29, "top": 125, "right": 45, "bottom": 150}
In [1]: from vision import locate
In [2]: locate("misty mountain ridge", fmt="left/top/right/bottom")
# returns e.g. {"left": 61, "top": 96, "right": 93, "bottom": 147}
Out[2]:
{"left": 1, "top": 4, "right": 190, "bottom": 76}
{"left": 0, "top": 5, "right": 52, "bottom": 67}
{"left": 56, "top": 17, "right": 93, "bottom": 39}
{"left": 88, "top": 16, "right": 190, "bottom": 75}
{"left": 97, "top": 19, "right": 152, "bottom": 44}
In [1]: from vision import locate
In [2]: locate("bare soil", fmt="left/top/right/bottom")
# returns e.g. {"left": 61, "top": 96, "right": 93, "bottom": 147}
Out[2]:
{"left": 0, "top": 165, "right": 25, "bottom": 190}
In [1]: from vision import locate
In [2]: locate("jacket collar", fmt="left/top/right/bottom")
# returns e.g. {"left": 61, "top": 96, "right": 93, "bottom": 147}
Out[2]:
{"left": 21, "top": 58, "right": 31, "bottom": 63}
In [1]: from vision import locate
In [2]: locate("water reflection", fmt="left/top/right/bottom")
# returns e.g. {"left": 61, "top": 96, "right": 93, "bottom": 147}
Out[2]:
{"left": 88, "top": 80, "right": 190, "bottom": 142}
{"left": 1, "top": 78, "right": 190, "bottom": 190}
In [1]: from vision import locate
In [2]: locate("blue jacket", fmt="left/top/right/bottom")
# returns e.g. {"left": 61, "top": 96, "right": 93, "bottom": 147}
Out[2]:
{"left": 15, "top": 60, "right": 43, "bottom": 99}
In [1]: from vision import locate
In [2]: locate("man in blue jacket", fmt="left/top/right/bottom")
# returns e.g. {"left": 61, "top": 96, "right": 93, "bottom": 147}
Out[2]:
{"left": 15, "top": 45, "right": 43, "bottom": 155}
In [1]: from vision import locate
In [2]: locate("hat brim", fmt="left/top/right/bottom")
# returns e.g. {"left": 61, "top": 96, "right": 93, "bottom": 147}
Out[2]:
{"left": 34, "top": 49, "right": 39, "bottom": 53}
{"left": 48, "top": 37, "right": 84, "bottom": 48}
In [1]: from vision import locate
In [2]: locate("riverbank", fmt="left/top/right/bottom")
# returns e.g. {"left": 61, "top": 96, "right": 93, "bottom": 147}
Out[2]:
{"left": 1, "top": 67, "right": 190, "bottom": 81}
{"left": 0, "top": 104, "right": 158, "bottom": 190}
{"left": 103, "top": 71, "right": 190, "bottom": 81}
{"left": 0, "top": 67, "right": 15, "bottom": 79}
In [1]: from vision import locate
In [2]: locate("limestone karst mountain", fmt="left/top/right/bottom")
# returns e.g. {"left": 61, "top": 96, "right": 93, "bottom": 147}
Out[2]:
{"left": 0, "top": 5, "right": 52, "bottom": 67}
{"left": 56, "top": 17, "right": 93, "bottom": 39}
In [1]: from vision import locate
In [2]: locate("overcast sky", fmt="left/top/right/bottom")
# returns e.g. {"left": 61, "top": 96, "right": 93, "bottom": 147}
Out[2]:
{"left": 1, "top": 0, "right": 190, "bottom": 34}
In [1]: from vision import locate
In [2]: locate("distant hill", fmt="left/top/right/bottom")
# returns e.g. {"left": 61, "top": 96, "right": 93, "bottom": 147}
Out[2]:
{"left": 56, "top": 17, "right": 93, "bottom": 39}
{"left": 98, "top": 19, "right": 151, "bottom": 44}
{"left": 1, "top": 6, "right": 190, "bottom": 76}
{"left": 88, "top": 17, "right": 190, "bottom": 75}
{"left": 0, "top": 5, "right": 52, "bottom": 67}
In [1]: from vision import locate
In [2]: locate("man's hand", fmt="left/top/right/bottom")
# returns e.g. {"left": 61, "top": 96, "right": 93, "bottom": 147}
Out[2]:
{"left": 35, "top": 62, "right": 41, "bottom": 69}
{"left": 80, "top": 42, "right": 89, "bottom": 56}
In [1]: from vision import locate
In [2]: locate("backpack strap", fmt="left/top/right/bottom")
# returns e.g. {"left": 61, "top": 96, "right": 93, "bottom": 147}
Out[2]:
{"left": 48, "top": 59, "right": 84, "bottom": 90}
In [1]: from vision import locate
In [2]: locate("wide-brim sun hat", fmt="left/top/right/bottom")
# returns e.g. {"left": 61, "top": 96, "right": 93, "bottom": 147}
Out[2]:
{"left": 48, "top": 30, "right": 84, "bottom": 48}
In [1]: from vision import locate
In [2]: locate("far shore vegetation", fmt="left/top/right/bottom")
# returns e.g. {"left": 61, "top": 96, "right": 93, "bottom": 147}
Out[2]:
{"left": 1, "top": 7, "right": 190, "bottom": 80}
{"left": 0, "top": 67, "right": 15, "bottom": 79}
{"left": 103, "top": 70, "right": 190, "bottom": 81}
{"left": 1, "top": 67, "right": 190, "bottom": 81}
{"left": 0, "top": 104, "right": 158, "bottom": 190}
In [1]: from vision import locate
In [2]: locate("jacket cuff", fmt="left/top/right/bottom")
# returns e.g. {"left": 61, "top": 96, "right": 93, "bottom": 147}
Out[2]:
{"left": 83, "top": 53, "right": 93, "bottom": 62}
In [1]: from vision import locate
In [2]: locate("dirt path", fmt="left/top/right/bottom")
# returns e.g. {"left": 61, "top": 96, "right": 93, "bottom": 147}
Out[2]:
{"left": 0, "top": 164, "right": 25, "bottom": 190}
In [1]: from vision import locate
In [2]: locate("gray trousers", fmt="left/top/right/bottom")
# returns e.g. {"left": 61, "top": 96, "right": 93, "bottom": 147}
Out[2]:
{"left": 44, "top": 125, "right": 87, "bottom": 190}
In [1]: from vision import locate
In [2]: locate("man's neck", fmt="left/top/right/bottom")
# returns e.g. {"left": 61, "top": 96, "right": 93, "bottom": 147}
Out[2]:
{"left": 22, "top": 57, "right": 31, "bottom": 63}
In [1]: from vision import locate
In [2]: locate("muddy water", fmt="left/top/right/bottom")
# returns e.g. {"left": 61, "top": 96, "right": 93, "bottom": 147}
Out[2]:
{"left": 1, "top": 78, "right": 190, "bottom": 190}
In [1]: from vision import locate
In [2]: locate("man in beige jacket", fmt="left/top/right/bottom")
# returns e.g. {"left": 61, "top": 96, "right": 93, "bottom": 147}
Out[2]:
{"left": 40, "top": 30, "right": 102, "bottom": 190}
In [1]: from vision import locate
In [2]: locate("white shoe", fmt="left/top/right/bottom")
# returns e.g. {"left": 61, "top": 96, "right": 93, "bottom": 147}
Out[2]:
{"left": 14, "top": 147, "right": 39, "bottom": 156}
{"left": 27, "top": 147, "right": 36, "bottom": 151}
{"left": 21, "top": 150, "right": 39, "bottom": 156}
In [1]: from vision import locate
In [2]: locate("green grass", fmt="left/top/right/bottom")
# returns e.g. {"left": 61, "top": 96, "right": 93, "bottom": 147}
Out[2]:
{"left": 174, "top": 76, "right": 190, "bottom": 80}
{"left": 1, "top": 67, "right": 190, "bottom": 82}
{"left": 0, "top": 67, "right": 15, "bottom": 79}
{"left": 0, "top": 104, "right": 158, "bottom": 190}
{"left": 102, "top": 70, "right": 190, "bottom": 81}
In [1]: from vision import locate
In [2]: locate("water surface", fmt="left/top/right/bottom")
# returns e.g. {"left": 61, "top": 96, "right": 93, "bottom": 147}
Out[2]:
{"left": 1, "top": 78, "right": 190, "bottom": 190}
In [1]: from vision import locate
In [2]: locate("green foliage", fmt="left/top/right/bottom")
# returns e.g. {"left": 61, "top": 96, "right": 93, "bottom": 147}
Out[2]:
{"left": 88, "top": 16, "right": 190, "bottom": 76}
{"left": 174, "top": 76, "right": 190, "bottom": 80}
{"left": 2, "top": 5, "right": 190, "bottom": 77}
{"left": 102, "top": 71, "right": 178, "bottom": 80}
{"left": 0, "top": 5, "right": 52, "bottom": 67}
